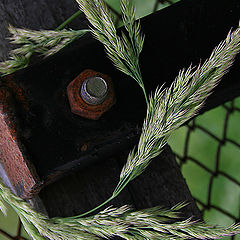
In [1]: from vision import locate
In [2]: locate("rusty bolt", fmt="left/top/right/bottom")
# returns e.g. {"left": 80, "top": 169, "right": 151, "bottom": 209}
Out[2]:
{"left": 81, "top": 76, "right": 108, "bottom": 105}
{"left": 67, "top": 69, "right": 116, "bottom": 120}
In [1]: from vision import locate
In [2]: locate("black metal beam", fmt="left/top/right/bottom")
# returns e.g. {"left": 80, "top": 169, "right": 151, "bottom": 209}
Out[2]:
{"left": 1, "top": 0, "right": 240, "bottom": 198}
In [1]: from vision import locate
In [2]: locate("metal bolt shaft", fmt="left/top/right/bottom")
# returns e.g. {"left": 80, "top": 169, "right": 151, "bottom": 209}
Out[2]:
{"left": 80, "top": 76, "right": 108, "bottom": 105}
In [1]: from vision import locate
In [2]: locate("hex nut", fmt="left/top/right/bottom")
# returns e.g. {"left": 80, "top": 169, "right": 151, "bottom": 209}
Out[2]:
{"left": 67, "top": 69, "right": 116, "bottom": 120}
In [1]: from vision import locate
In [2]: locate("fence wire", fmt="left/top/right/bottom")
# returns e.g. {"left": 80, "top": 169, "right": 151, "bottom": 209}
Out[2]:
{"left": 172, "top": 97, "right": 240, "bottom": 240}
{"left": 1, "top": 0, "right": 240, "bottom": 239}
{"left": 0, "top": 219, "right": 26, "bottom": 240}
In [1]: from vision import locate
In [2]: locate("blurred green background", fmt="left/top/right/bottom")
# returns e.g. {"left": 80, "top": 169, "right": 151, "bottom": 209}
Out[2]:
{"left": 169, "top": 98, "right": 240, "bottom": 240}
{"left": 1, "top": 0, "right": 240, "bottom": 239}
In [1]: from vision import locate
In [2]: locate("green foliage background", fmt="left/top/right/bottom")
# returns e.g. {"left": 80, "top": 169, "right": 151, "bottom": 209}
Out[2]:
{"left": 169, "top": 98, "right": 240, "bottom": 240}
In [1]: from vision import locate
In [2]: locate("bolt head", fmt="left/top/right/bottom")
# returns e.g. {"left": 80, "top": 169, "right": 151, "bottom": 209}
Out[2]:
{"left": 80, "top": 76, "right": 108, "bottom": 105}
{"left": 67, "top": 69, "right": 116, "bottom": 120}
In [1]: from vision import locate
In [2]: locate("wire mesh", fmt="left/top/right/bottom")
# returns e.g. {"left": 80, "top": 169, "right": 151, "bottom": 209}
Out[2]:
{"left": 1, "top": 0, "right": 240, "bottom": 239}
{"left": 170, "top": 97, "right": 240, "bottom": 240}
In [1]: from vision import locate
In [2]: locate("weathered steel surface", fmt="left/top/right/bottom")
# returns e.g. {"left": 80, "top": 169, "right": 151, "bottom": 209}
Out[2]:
{"left": 39, "top": 146, "right": 201, "bottom": 219}
{"left": 140, "top": 0, "right": 240, "bottom": 110}
{"left": 0, "top": 86, "right": 42, "bottom": 198}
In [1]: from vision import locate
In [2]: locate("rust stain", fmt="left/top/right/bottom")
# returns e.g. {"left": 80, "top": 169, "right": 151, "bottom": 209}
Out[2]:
{"left": 67, "top": 69, "right": 116, "bottom": 120}
{"left": 81, "top": 143, "right": 88, "bottom": 152}
{"left": 0, "top": 88, "right": 18, "bottom": 141}
{"left": 0, "top": 87, "right": 42, "bottom": 199}
{"left": 2, "top": 74, "right": 29, "bottom": 111}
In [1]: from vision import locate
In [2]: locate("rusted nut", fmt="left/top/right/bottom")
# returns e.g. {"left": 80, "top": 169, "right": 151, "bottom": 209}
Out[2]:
{"left": 67, "top": 69, "right": 116, "bottom": 120}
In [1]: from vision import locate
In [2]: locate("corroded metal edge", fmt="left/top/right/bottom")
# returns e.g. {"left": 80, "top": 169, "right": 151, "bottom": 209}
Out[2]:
{"left": 0, "top": 87, "right": 43, "bottom": 199}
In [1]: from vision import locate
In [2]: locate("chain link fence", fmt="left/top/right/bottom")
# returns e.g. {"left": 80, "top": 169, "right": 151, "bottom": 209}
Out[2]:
{"left": 170, "top": 97, "right": 240, "bottom": 240}
{"left": 0, "top": 218, "right": 26, "bottom": 240}
{"left": 1, "top": 0, "right": 240, "bottom": 239}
